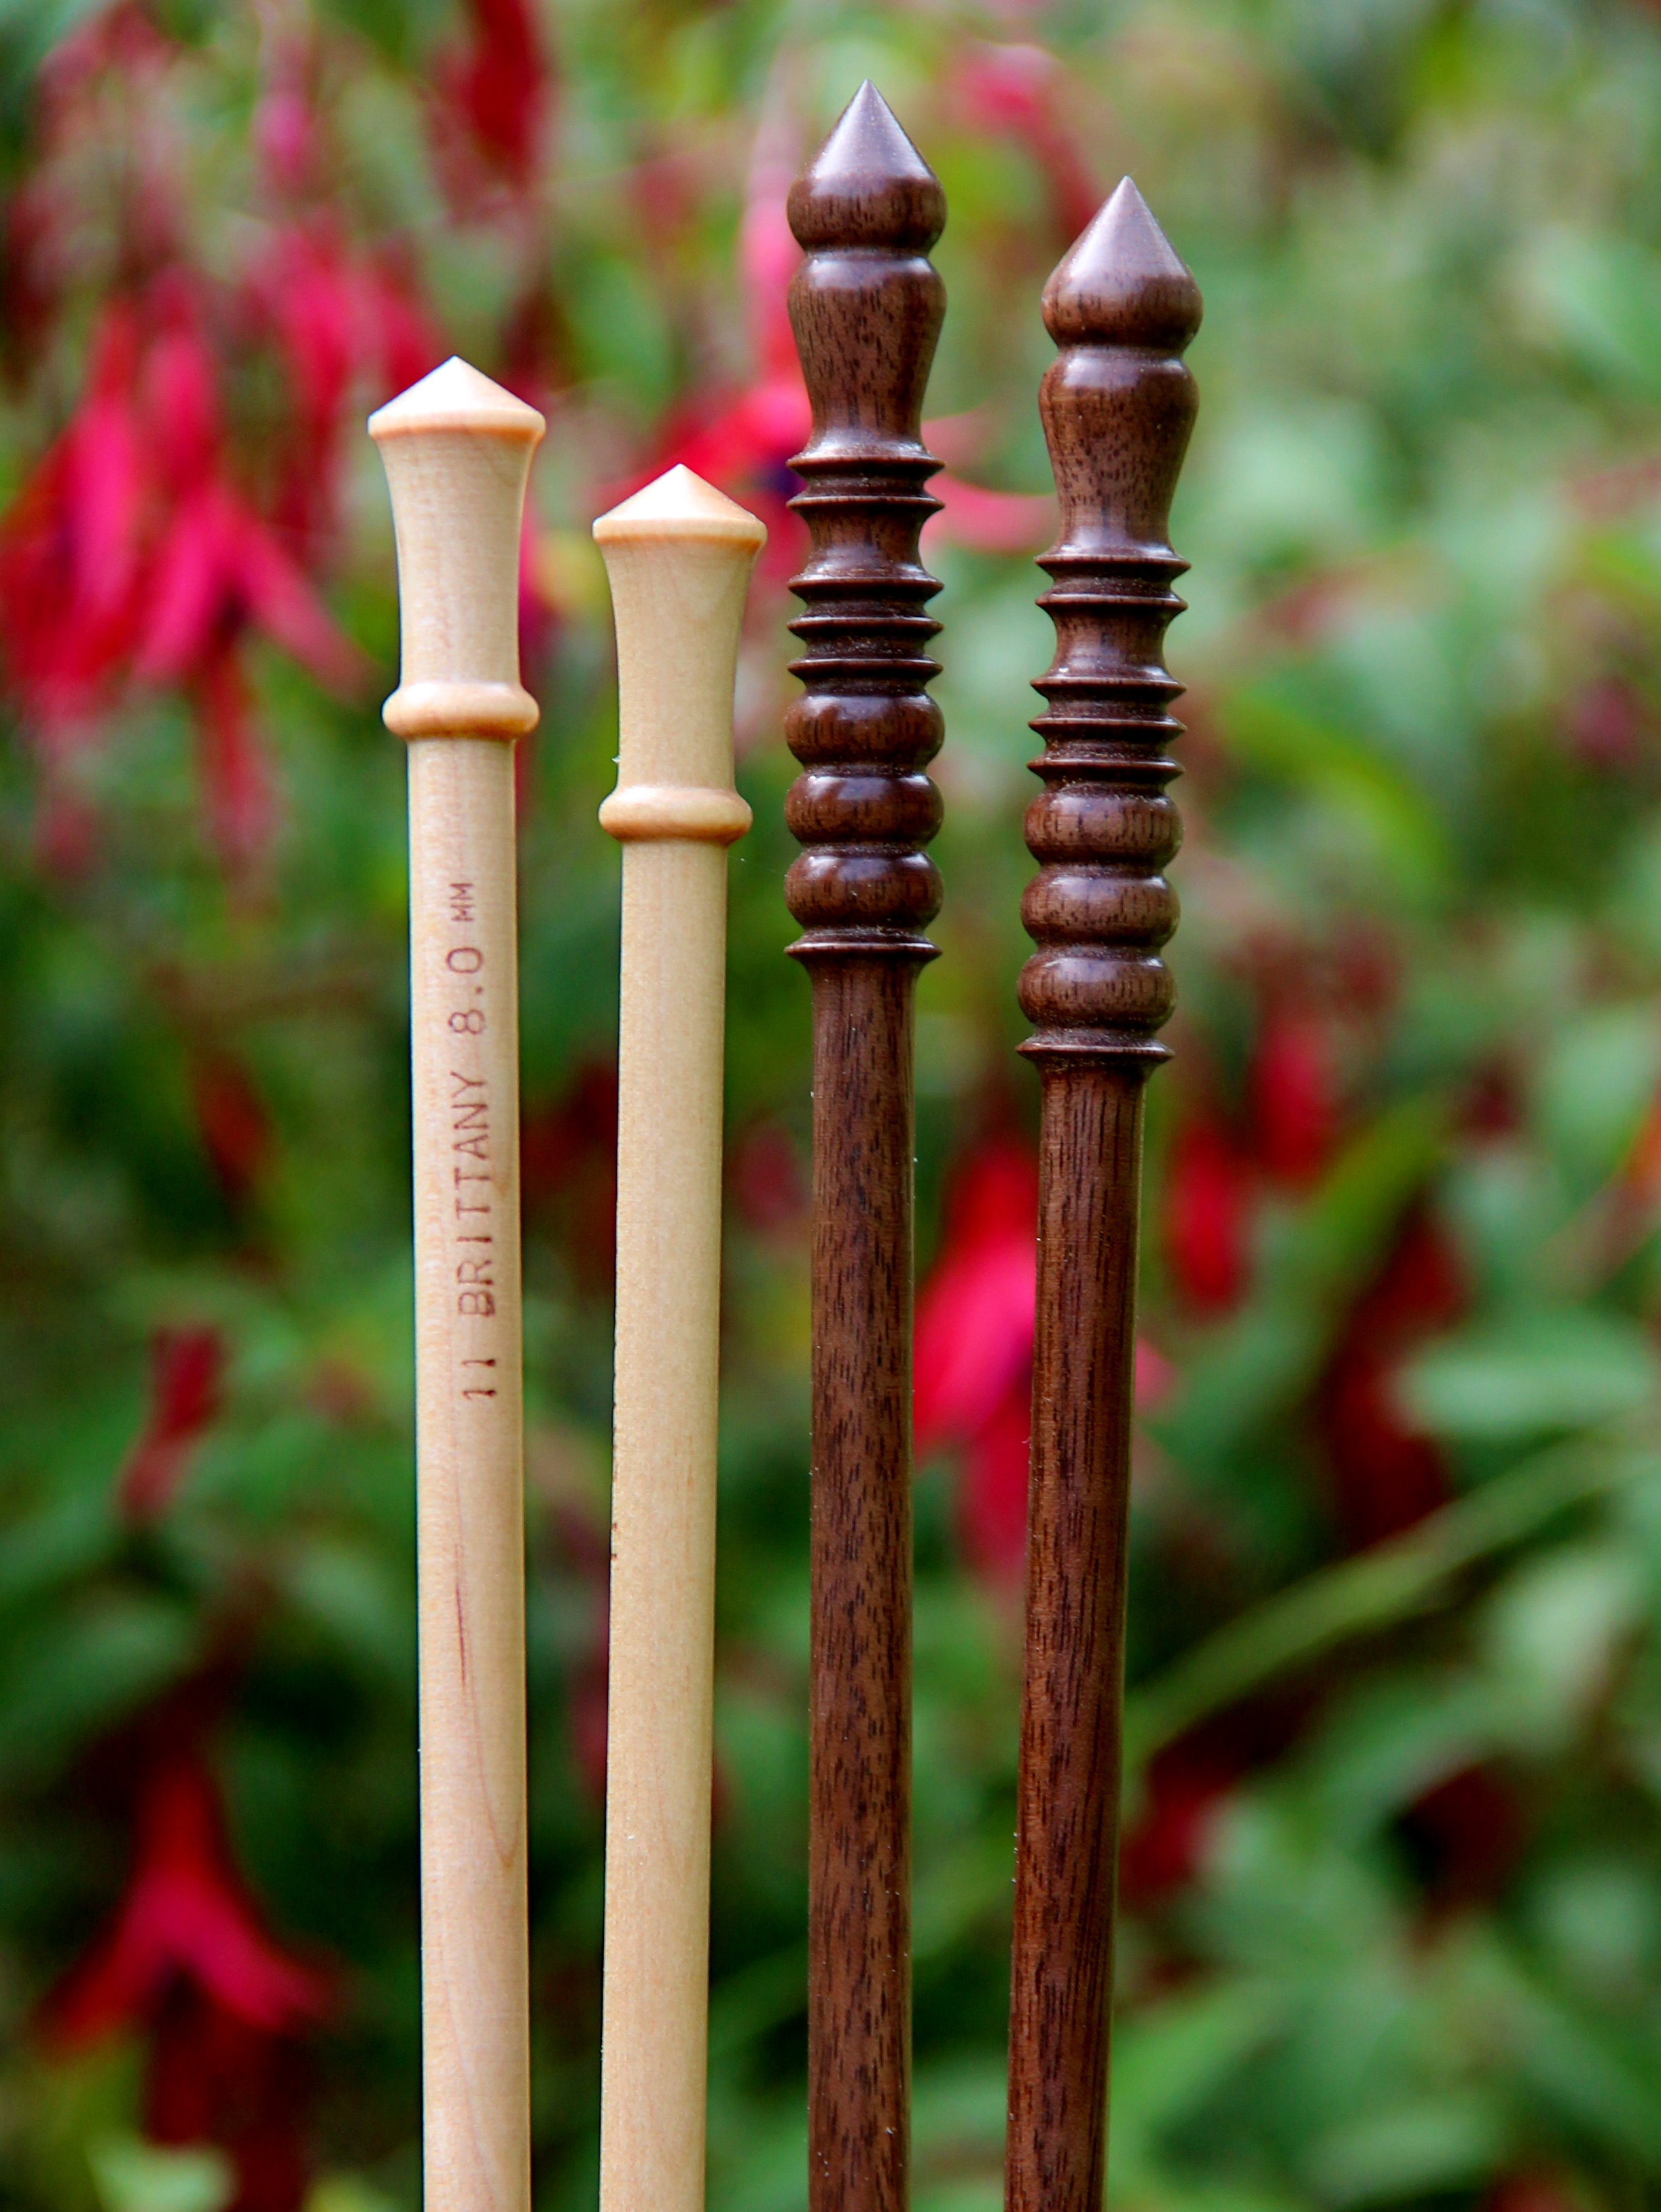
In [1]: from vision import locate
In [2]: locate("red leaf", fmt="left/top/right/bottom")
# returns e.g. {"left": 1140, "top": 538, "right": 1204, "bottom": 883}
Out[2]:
{"left": 147, "top": 1986, "right": 312, "bottom": 2212}
{"left": 728, "top": 1120, "right": 808, "bottom": 1237}
{"left": 454, "top": 0, "right": 550, "bottom": 184}
{"left": 1567, "top": 674, "right": 1649, "bottom": 770}
{"left": 1315, "top": 1209, "right": 1463, "bottom": 1550}
{"left": 43, "top": 1758, "right": 331, "bottom": 2045}
{"left": 740, "top": 115, "right": 802, "bottom": 382}
{"left": 1250, "top": 1010, "right": 1338, "bottom": 1186}
{"left": 1119, "top": 1747, "right": 1234, "bottom": 1908}
{"left": 915, "top": 1139, "right": 1039, "bottom": 1451}
{"left": 118, "top": 1327, "right": 226, "bottom": 1522}
{"left": 1484, "top": 2175, "right": 1582, "bottom": 2212}
{"left": 957, "top": 1384, "right": 1033, "bottom": 1583}
{"left": 521, "top": 1065, "right": 619, "bottom": 1291}
{"left": 366, "top": 263, "right": 442, "bottom": 399}
{"left": 551, "top": 1505, "right": 611, "bottom": 1805}
{"left": 192, "top": 1054, "right": 272, "bottom": 1207}
{"left": 253, "top": 43, "right": 316, "bottom": 200}
{"left": 192, "top": 646, "right": 276, "bottom": 877}
{"left": 134, "top": 487, "right": 228, "bottom": 684}
{"left": 136, "top": 485, "right": 361, "bottom": 697}
{"left": 262, "top": 232, "right": 357, "bottom": 443}
{"left": 65, "top": 307, "right": 151, "bottom": 622}
{"left": 144, "top": 319, "right": 223, "bottom": 497}
{"left": 224, "top": 502, "right": 362, "bottom": 690}
{"left": 925, "top": 473, "right": 1054, "bottom": 556}
{"left": 918, "top": 1137, "right": 1169, "bottom": 1581}
{"left": 249, "top": 229, "right": 440, "bottom": 542}
{"left": 1398, "top": 1762, "right": 1522, "bottom": 1911}
{"left": 952, "top": 44, "right": 1101, "bottom": 242}
{"left": 1165, "top": 1118, "right": 1252, "bottom": 1314}
{"left": 654, "top": 378, "right": 811, "bottom": 497}
{"left": 0, "top": 302, "right": 151, "bottom": 734}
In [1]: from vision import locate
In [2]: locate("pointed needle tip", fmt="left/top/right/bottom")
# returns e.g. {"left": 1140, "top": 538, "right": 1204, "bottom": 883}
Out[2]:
{"left": 788, "top": 82, "right": 944, "bottom": 253}
{"left": 1043, "top": 183, "right": 1201, "bottom": 351}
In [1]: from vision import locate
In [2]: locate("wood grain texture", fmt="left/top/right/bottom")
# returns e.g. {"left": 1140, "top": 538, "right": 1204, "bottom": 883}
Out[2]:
{"left": 783, "top": 82, "right": 946, "bottom": 2212}
{"left": 806, "top": 956, "right": 916, "bottom": 2212}
{"left": 371, "top": 359, "right": 545, "bottom": 2212}
{"left": 1005, "top": 183, "right": 1202, "bottom": 2212}
{"left": 593, "top": 467, "right": 765, "bottom": 2212}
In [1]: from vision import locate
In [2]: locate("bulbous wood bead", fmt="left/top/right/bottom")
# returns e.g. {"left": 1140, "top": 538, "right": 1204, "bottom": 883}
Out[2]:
{"left": 783, "top": 80, "right": 946, "bottom": 961}
{"left": 1018, "top": 179, "right": 1202, "bottom": 1065}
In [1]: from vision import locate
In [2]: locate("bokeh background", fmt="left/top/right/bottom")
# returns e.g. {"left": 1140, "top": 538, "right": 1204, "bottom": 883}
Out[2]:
{"left": 3, "top": 3, "right": 1661, "bottom": 2210}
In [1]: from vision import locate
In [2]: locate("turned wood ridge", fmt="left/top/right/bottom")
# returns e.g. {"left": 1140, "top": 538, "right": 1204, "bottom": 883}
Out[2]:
{"left": 1004, "top": 183, "right": 1201, "bottom": 2212}
{"left": 370, "top": 357, "right": 543, "bottom": 2212}
{"left": 593, "top": 466, "right": 765, "bottom": 2212}
{"left": 784, "top": 81, "right": 946, "bottom": 2212}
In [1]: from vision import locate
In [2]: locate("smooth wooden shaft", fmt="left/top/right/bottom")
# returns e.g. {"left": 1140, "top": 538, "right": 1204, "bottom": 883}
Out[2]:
{"left": 409, "top": 736, "right": 529, "bottom": 2212}
{"left": 592, "top": 467, "right": 760, "bottom": 2212}
{"left": 806, "top": 955, "right": 916, "bottom": 2212}
{"left": 600, "top": 835, "right": 731, "bottom": 2212}
{"left": 1005, "top": 1067, "right": 1145, "bottom": 2212}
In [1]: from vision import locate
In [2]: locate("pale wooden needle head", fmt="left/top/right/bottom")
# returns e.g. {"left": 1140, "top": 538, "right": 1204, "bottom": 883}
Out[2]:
{"left": 590, "top": 461, "right": 763, "bottom": 2212}
{"left": 593, "top": 464, "right": 765, "bottom": 846}
{"left": 371, "top": 354, "right": 542, "bottom": 2212}
{"left": 370, "top": 357, "right": 546, "bottom": 742}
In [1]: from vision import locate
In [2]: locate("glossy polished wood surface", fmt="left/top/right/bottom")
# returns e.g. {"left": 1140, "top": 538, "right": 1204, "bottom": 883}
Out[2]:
{"left": 783, "top": 80, "right": 946, "bottom": 2212}
{"left": 1005, "top": 180, "right": 1201, "bottom": 2212}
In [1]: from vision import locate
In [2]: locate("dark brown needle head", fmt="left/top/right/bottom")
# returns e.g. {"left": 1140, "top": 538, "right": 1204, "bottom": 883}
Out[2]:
{"left": 782, "top": 81, "right": 947, "bottom": 961}
{"left": 1020, "top": 177, "right": 1202, "bottom": 1067}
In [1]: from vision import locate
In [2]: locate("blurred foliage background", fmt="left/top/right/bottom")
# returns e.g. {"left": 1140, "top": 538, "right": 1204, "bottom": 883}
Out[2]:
{"left": 3, "top": 3, "right": 1661, "bottom": 2211}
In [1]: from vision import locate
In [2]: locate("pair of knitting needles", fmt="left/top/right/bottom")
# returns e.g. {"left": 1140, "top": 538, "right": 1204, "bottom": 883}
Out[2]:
{"left": 371, "top": 80, "right": 1198, "bottom": 2212}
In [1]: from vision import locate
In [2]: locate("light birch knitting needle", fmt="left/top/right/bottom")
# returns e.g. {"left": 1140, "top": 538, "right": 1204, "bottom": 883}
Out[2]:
{"left": 593, "top": 465, "right": 765, "bottom": 2212}
{"left": 370, "top": 357, "right": 544, "bottom": 2212}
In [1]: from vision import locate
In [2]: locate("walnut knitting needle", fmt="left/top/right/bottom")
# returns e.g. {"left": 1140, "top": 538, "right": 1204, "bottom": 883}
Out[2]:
{"left": 592, "top": 465, "right": 764, "bottom": 2212}
{"left": 370, "top": 357, "right": 544, "bottom": 2212}
{"left": 783, "top": 83, "right": 947, "bottom": 2212}
{"left": 1004, "top": 185, "right": 1201, "bottom": 2212}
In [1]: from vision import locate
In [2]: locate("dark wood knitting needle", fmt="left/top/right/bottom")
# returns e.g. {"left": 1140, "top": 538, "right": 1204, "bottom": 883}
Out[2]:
{"left": 783, "top": 80, "right": 947, "bottom": 2212}
{"left": 1004, "top": 181, "right": 1202, "bottom": 2212}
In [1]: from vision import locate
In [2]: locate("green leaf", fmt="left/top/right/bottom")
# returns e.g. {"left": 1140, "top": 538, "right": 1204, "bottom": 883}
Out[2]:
{"left": 88, "top": 2137, "right": 234, "bottom": 2212}
{"left": 0, "top": 1487, "right": 118, "bottom": 1618}
{"left": 1401, "top": 1307, "right": 1657, "bottom": 1441}
{"left": 1303, "top": 2095, "right": 1507, "bottom": 2206}
{"left": 1109, "top": 1981, "right": 1287, "bottom": 2190}
{"left": 283, "top": 1538, "right": 415, "bottom": 1687}
{"left": 1480, "top": 1541, "right": 1649, "bottom": 1751}
{"left": 564, "top": 253, "right": 678, "bottom": 423}
{"left": 1531, "top": 1003, "right": 1661, "bottom": 1192}
{"left": 1154, "top": 1099, "right": 1450, "bottom": 1472}
{"left": 1301, "top": 1672, "right": 1503, "bottom": 1840}
{"left": 1480, "top": 1944, "right": 1661, "bottom": 2163}
{"left": 1520, "top": 230, "right": 1661, "bottom": 399}
{"left": 1125, "top": 1434, "right": 1647, "bottom": 1768}
{"left": 1216, "top": 689, "right": 1454, "bottom": 899}
{"left": 0, "top": 1596, "right": 196, "bottom": 1785}
{"left": 303, "top": 2179, "right": 404, "bottom": 2212}
{"left": 1526, "top": 1855, "right": 1661, "bottom": 1998}
{"left": 0, "top": 0, "right": 106, "bottom": 147}
{"left": 911, "top": 2056, "right": 1007, "bottom": 2164}
{"left": 1196, "top": 402, "right": 1388, "bottom": 565}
